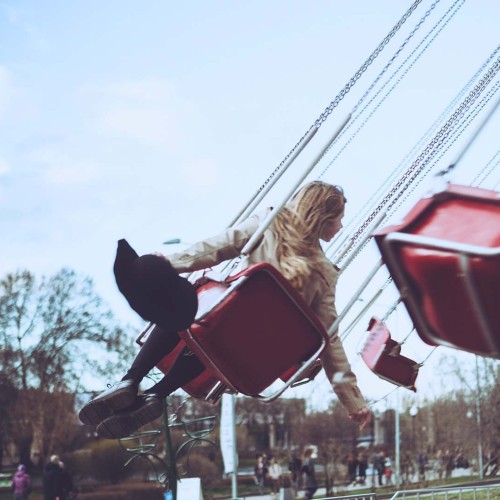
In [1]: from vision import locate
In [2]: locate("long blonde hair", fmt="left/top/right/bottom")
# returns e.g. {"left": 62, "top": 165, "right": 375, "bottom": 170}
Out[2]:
{"left": 272, "top": 181, "right": 346, "bottom": 290}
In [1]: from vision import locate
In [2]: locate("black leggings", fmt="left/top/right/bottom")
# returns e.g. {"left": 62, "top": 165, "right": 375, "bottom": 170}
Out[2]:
{"left": 122, "top": 325, "right": 205, "bottom": 397}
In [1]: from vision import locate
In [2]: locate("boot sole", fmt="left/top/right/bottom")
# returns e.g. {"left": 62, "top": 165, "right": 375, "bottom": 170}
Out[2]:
{"left": 79, "top": 388, "right": 137, "bottom": 426}
{"left": 96, "top": 398, "right": 163, "bottom": 439}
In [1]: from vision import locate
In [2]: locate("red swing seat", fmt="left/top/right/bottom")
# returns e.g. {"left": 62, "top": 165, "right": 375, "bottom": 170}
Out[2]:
{"left": 136, "top": 262, "right": 328, "bottom": 403}
{"left": 374, "top": 184, "right": 500, "bottom": 359}
{"left": 176, "top": 262, "right": 329, "bottom": 401}
{"left": 361, "top": 317, "right": 419, "bottom": 391}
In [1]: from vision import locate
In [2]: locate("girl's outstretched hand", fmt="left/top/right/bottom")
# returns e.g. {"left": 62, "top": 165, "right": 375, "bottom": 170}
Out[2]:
{"left": 350, "top": 407, "right": 372, "bottom": 430}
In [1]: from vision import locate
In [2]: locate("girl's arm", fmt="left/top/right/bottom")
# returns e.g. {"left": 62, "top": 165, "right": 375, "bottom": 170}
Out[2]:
{"left": 311, "top": 276, "right": 371, "bottom": 427}
{"left": 166, "top": 213, "right": 264, "bottom": 273}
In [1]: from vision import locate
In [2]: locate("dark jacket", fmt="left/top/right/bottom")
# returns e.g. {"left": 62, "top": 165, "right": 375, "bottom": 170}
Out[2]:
{"left": 43, "top": 462, "right": 62, "bottom": 500}
{"left": 60, "top": 468, "right": 74, "bottom": 499}
{"left": 302, "top": 458, "right": 317, "bottom": 488}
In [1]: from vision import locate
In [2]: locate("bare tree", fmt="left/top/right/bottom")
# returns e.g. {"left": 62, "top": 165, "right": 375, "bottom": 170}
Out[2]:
{"left": 0, "top": 268, "right": 134, "bottom": 465}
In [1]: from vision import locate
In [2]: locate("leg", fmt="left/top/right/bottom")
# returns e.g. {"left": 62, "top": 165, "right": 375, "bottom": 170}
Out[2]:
{"left": 145, "top": 348, "right": 206, "bottom": 397}
{"left": 96, "top": 349, "right": 206, "bottom": 439}
{"left": 79, "top": 325, "right": 181, "bottom": 426}
{"left": 122, "top": 325, "right": 182, "bottom": 384}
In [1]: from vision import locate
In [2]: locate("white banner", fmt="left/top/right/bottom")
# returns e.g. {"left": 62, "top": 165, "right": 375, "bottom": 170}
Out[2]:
{"left": 220, "top": 393, "right": 237, "bottom": 475}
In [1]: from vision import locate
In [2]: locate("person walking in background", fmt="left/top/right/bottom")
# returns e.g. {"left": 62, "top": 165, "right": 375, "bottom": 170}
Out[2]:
{"left": 347, "top": 452, "right": 359, "bottom": 484}
{"left": 11, "top": 464, "right": 31, "bottom": 500}
{"left": 288, "top": 452, "right": 303, "bottom": 496}
{"left": 374, "top": 451, "right": 386, "bottom": 487}
{"left": 445, "top": 450, "right": 454, "bottom": 479}
{"left": 358, "top": 452, "right": 368, "bottom": 485}
{"left": 384, "top": 456, "right": 393, "bottom": 486}
{"left": 59, "top": 462, "right": 76, "bottom": 500}
{"left": 43, "top": 455, "right": 63, "bottom": 500}
{"left": 417, "top": 453, "right": 427, "bottom": 483}
{"left": 268, "top": 456, "right": 282, "bottom": 498}
{"left": 254, "top": 453, "right": 267, "bottom": 495}
{"left": 302, "top": 447, "right": 318, "bottom": 500}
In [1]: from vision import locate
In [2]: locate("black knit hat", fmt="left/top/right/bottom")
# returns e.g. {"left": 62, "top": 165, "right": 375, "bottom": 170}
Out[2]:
{"left": 113, "top": 239, "right": 198, "bottom": 331}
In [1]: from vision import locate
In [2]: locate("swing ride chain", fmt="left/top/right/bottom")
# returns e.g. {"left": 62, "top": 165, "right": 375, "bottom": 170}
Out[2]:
{"left": 351, "top": 0, "right": 441, "bottom": 116}
{"left": 256, "top": 0, "right": 424, "bottom": 195}
{"left": 319, "top": 0, "right": 463, "bottom": 181}
{"left": 386, "top": 61, "right": 499, "bottom": 207}
{"left": 386, "top": 80, "right": 499, "bottom": 224}
{"left": 346, "top": 55, "right": 500, "bottom": 247}
{"left": 337, "top": 41, "right": 500, "bottom": 258}
{"left": 255, "top": 124, "right": 316, "bottom": 194}
{"left": 315, "top": 0, "right": 423, "bottom": 126}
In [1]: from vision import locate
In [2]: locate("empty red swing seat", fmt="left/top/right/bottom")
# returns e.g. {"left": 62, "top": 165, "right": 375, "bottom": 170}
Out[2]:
{"left": 374, "top": 184, "right": 500, "bottom": 359}
{"left": 361, "top": 317, "right": 419, "bottom": 391}
{"left": 177, "top": 262, "right": 329, "bottom": 401}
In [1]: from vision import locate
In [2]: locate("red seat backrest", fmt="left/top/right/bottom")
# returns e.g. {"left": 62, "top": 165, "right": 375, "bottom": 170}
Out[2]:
{"left": 179, "top": 262, "right": 329, "bottom": 396}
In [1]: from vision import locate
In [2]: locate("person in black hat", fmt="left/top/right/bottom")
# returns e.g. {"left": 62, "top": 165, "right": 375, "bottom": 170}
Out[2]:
{"left": 79, "top": 181, "right": 371, "bottom": 439}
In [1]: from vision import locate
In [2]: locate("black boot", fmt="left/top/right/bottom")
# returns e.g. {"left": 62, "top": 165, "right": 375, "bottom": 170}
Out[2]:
{"left": 96, "top": 394, "right": 163, "bottom": 439}
{"left": 79, "top": 380, "right": 138, "bottom": 426}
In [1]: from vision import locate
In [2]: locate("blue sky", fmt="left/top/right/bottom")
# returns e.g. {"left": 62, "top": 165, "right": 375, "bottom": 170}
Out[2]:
{"left": 1, "top": 1, "right": 498, "bottom": 407}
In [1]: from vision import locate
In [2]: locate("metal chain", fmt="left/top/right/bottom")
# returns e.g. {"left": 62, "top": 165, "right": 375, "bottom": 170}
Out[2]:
{"left": 434, "top": 82, "right": 499, "bottom": 177}
{"left": 347, "top": 55, "right": 500, "bottom": 245}
{"left": 319, "top": 0, "right": 464, "bottom": 180}
{"left": 336, "top": 44, "right": 500, "bottom": 260}
{"left": 252, "top": 0, "right": 424, "bottom": 197}
{"left": 336, "top": 55, "right": 499, "bottom": 270}
{"left": 386, "top": 66, "right": 499, "bottom": 213}
{"left": 315, "top": 0, "right": 423, "bottom": 126}
{"left": 351, "top": 0, "right": 442, "bottom": 116}
{"left": 472, "top": 150, "right": 500, "bottom": 186}
{"left": 253, "top": 124, "right": 316, "bottom": 195}
{"left": 388, "top": 80, "right": 499, "bottom": 218}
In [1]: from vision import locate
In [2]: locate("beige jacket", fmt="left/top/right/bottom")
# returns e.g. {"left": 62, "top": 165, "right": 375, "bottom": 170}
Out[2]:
{"left": 167, "top": 209, "right": 367, "bottom": 415}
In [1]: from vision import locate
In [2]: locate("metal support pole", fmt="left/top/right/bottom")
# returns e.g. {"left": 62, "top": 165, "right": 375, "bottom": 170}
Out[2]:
{"left": 395, "top": 390, "right": 401, "bottom": 487}
{"left": 230, "top": 394, "right": 238, "bottom": 499}
{"left": 162, "top": 398, "right": 178, "bottom": 500}
{"left": 475, "top": 356, "right": 484, "bottom": 479}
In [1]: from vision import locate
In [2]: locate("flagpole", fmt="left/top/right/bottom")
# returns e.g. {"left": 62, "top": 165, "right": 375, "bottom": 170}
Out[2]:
{"left": 220, "top": 393, "right": 240, "bottom": 499}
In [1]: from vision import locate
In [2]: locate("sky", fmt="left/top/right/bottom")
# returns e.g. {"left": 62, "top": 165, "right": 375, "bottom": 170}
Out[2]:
{"left": 1, "top": 0, "right": 498, "bottom": 411}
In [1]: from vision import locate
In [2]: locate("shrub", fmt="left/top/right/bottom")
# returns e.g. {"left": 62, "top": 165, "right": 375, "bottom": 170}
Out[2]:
{"left": 85, "top": 440, "right": 139, "bottom": 484}
{"left": 178, "top": 453, "right": 221, "bottom": 488}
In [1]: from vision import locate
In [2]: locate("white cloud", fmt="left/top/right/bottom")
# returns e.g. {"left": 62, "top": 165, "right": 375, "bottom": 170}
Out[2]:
{"left": 0, "top": 158, "right": 11, "bottom": 175}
